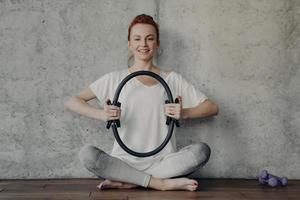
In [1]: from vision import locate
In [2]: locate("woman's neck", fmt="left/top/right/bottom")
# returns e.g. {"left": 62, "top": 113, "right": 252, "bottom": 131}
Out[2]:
{"left": 130, "top": 60, "right": 157, "bottom": 71}
{"left": 129, "top": 60, "right": 161, "bottom": 86}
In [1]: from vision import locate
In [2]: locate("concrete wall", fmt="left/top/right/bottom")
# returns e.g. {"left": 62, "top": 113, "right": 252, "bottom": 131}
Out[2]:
{"left": 0, "top": 0, "right": 299, "bottom": 179}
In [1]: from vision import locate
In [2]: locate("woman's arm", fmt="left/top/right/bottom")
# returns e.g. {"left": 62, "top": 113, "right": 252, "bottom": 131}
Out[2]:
{"left": 64, "top": 88, "right": 106, "bottom": 121}
{"left": 181, "top": 99, "right": 219, "bottom": 119}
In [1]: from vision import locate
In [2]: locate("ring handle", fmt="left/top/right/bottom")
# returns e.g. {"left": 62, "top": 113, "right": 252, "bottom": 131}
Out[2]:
{"left": 106, "top": 100, "right": 121, "bottom": 129}
{"left": 165, "top": 98, "right": 180, "bottom": 127}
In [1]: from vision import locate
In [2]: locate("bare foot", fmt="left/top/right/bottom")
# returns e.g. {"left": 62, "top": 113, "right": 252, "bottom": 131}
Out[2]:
{"left": 150, "top": 177, "right": 199, "bottom": 191}
{"left": 96, "top": 179, "right": 138, "bottom": 190}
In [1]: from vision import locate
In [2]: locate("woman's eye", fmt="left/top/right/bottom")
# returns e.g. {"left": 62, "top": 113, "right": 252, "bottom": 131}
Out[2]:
{"left": 134, "top": 38, "right": 140, "bottom": 41}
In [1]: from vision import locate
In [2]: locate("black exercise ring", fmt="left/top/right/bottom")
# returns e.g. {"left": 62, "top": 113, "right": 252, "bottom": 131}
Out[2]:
{"left": 106, "top": 70, "right": 179, "bottom": 157}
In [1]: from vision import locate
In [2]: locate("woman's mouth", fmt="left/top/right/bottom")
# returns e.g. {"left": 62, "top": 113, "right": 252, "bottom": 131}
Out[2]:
{"left": 138, "top": 49, "right": 150, "bottom": 55}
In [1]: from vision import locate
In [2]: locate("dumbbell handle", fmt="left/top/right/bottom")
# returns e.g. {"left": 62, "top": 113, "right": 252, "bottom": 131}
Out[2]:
{"left": 268, "top": 173, "right": 283, "bottom": 181}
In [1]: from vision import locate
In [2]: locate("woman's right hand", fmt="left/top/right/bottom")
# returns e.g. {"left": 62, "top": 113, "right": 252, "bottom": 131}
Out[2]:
{"left": 103, "top": 97, "right": 121, "bottom": 121}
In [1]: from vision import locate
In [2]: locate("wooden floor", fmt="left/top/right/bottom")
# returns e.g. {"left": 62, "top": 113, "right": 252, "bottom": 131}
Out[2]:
{"left": 0, "top": 179, "right": 299, "bottom": 200}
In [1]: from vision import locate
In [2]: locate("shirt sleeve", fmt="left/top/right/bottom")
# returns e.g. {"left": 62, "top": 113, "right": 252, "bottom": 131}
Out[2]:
{"left": 89, "top": 73, "right": 111, "bottom": 106}
{"left": 179, "top": 74, "right": 208, "bottom": 108}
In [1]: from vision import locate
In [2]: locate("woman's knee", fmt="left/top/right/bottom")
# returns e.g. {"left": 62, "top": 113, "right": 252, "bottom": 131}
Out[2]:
{"left": 78, "top": 144, "right": 100, "bottom": 170}
{"left": 190, "top": 142, "right": 211, "bottom": 165}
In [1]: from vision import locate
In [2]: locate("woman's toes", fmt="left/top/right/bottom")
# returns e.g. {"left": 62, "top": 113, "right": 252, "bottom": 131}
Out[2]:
{"left": 187, "top": 184, "right": 198, "bottom": 191}
{"left": 96, "top": 182, "right": 104, "bottom": 190}
{"left": 96, "top": 180, "right": 112, "bottom": 190}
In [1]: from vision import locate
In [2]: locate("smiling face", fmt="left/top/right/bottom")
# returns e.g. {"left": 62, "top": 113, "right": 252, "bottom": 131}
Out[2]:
{"left": 128, "top": 23, "right": 160, "bottom": 62}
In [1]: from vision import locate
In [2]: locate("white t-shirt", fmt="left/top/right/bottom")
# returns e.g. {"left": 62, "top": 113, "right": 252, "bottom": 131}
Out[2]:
{"left": 89, "top": 69, "right": 208, "bottom": 170}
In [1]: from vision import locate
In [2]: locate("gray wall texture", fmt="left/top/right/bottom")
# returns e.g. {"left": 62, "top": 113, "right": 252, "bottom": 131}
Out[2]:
{"left": 0, "top": 0, "right": 299, "bottom": 179}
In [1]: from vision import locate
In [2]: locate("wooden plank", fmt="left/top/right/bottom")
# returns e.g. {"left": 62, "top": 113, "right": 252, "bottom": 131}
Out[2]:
{"left": 0, "top": 179, "right": 299, "bottom": 200}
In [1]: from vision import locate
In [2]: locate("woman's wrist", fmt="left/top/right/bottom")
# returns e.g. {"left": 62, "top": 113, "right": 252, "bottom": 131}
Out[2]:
{"left": 97, "top": 109, "right": 106, "bottom": 121}
{"left": 181, "top": 108, "right": 190, "bottom": 119}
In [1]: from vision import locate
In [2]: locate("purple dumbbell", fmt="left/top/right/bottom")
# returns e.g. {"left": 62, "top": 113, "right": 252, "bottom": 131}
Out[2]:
{"left": 259, "top": 170, "right": 288, "bottom": 187}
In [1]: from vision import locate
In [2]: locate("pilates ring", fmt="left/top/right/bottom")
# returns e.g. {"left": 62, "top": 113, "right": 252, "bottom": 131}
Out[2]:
{"left": 106, "top": 70, "right": 180, "bottom": 157}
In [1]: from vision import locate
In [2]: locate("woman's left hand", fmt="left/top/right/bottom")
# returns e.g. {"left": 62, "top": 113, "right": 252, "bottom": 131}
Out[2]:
{"left": 164, "top": 96, "right": 183, "bottom": 120}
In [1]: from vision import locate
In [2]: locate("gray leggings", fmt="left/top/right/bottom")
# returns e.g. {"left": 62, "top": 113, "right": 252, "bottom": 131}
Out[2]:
{"left": 79, "top": 143, "right": 211, "bottom": 187}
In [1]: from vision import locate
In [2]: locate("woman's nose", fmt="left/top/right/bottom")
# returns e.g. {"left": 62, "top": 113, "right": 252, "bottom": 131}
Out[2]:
{"left": 141, "top": 39, "right": 148, "bottom": 46}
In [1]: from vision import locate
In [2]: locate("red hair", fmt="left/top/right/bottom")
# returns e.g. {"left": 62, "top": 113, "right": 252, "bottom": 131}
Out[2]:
{"left": 128, "top": 14, "right": 160, "bottom": 43}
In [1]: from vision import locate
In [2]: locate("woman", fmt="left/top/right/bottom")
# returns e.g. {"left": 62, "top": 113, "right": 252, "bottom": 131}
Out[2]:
{"left": 64, "top": 14, "right": 219, "bottom": 191}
